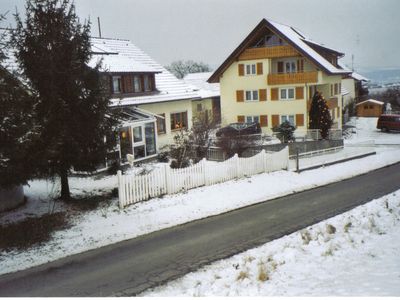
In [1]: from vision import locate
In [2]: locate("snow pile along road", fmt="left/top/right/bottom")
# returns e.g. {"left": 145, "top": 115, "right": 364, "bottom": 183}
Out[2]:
{"left": 142, "top": 190, "right": 400, "bottom": 296}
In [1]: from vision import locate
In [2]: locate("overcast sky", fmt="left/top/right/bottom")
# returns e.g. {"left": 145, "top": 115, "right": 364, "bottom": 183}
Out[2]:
{"left": 1, "top": 0, "right": 399, "bottom": 72}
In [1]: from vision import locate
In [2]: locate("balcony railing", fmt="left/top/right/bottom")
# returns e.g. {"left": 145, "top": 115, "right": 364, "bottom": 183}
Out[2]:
{"left": 238, "top": 45, "right": 299, "bottom": 61}
{"left": 267, "top": 71, "right": 318, "bottom": 85}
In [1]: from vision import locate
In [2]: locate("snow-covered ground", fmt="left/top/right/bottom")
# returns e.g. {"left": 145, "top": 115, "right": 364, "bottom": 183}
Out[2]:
{"left": 1, "top": 117, "right": 400, "bottom": 282}
{"left": 142, "top": 190, "right": 400, "bottom": 296}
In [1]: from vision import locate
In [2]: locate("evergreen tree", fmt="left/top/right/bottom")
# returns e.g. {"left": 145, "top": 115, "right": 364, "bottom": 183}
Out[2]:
{"left": 12, "top": 0, "right": 115, "bottom": 199}
{"left": 0, "top": 16, "right": 35, "bottom": 188}
{"left": 309, "top": 91, "right": 333, "bottom": 139}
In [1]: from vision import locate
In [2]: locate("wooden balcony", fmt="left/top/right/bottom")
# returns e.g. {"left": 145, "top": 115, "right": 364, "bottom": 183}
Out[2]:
{"left": 267, "top": 71, "right": 318, "bottom": 85}
{"left": 238, "top": 45, "right": 299, "bottom": 61}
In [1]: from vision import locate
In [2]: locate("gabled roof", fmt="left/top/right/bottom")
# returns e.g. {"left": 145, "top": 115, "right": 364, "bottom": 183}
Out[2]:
{"left": 351, "top": 71, "right": 369, "bottom": 82}
{"left": 355, "top": 99, "right": 384, "bottom": 106}
{"left": 183, "top": 72, "right": 220, "bottom": 99}
{"left": 208, "top": 18, "right": 350, "bottom": 83}
{"left": 91, "top": 37, "right": 200, "bottom": 106}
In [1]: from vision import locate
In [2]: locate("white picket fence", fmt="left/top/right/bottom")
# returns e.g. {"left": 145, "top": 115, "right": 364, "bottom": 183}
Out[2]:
{"left": 117, "top": 147, "right": 289, "bottom": 208}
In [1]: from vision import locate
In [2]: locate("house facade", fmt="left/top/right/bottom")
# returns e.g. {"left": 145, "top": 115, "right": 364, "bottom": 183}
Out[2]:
{"left": 183, "top": 72, "right": 221, "bottom": 124}
{"left": 89, "top": 37, "right": 216, "bottom": 165}
{"left": 208, "top": 19, "right": 351, "bottom": 133}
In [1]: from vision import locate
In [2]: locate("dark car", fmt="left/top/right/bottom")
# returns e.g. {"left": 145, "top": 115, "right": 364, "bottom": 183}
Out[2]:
{"left": 377, "top": 114, "right": 400, "bottom": 132}
{"left": 216, "top": 122, "right": 261, "bottom": 137}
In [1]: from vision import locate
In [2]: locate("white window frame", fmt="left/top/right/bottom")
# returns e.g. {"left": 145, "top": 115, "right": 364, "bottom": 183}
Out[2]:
{"left": 245, "top": 63, "right": 257, "bottom": 76}
{"left": 280, "top": 87, "right": 295, "bottom": 100}
{"left": 245, "top": 90, "right": 259, "bottom": 101}
{"left": 285, "top": 60, "right": 297, "bottom": 73}
{"left": 280, "top": 115, "right": 295, "bottom": 126}
{"left": 246, "top": 115, "right": 260, "bottom": 124}
{"left": 112, "top": 76, "right": 122, "bottom": 94}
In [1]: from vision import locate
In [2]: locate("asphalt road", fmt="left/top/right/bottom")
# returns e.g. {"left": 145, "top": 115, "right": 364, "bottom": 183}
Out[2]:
{"left": 1, "top": 163, "right": 400, "bottom": 296}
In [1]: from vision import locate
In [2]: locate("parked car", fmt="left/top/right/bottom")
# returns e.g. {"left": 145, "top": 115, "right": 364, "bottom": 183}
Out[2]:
{"left": 377, "top": 114, "right": 400, "bottom": 132}
{"left": 216, "top": 122, "right": 261, "bottom": 137}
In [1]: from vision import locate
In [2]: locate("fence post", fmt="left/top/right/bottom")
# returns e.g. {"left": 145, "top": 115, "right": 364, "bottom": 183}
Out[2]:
{"left": 117, "top": 170, "right": 124, "bottom": 209}
{"left": 202, "top": 158, "right": 207, "bottom": 186}
{"left": 285, "top": 146, "right": 290, "bottom": 170}
{"left": 262, "top": 149, "right": 267, "bottom": 173}
{"left": 235, "top": 153, "right": 240, "bottom": 178}
{"left": 295, "top": 147, "right": 300, "bottom": 173}
{"left": 164, "top": 164, "right": 171, "bottom": 194}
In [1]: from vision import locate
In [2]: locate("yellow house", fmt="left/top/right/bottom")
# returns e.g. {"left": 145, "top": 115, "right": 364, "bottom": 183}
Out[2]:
{"left": 208, "top": 19, "right": 351, "bottom": 134}
{"left": 90, "top": 37, "right": 201, "bottom": 165}
{"left": 183, "top": 72, "right": 221, "bottom": 124}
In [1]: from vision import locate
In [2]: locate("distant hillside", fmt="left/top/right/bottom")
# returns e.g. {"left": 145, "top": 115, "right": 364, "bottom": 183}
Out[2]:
{"left": 361, "top": 68, "right": 400, "bottom": 84}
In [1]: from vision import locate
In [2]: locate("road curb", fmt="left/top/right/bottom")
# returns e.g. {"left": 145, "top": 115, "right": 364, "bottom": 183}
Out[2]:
{"left": 296, "top": 151, "right": 377, "bottom": 172}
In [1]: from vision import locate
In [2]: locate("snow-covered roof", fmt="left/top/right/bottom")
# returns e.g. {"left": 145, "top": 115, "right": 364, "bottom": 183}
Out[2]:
{"left": 88, "top": 54, "right": 158, "bottom": 73}
{"left": 209, "top": 18, "right": 350, "bottom": 83}
{"left": 91, "top": 37, "right": 200, "bottom": 106}
{"left": 351, "top": 72, "right": 369, "bottom": 82}
{"left": 355, "top": 99, "right": 384, "bottom": 106}
{"left": 183, "top": 72, "right": 220, "bottom": 99}
{"left": 268, "top": 20, "right": 347, "bottom": 75}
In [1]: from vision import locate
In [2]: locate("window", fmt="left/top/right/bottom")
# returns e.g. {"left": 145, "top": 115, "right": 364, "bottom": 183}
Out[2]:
{"left": 281, "top": 115, "right": 295, "bottom": 126}
{"left": 197, "top": 103, "right": 203, "bottom": 112}
{"left": 156, "top": 113, "right": 166, "bottom": 134}
{"left": 245, "top": 63, "right": 256, "bottom": 75}
{"left": 144, "top": 75, "right": 152, "bottom": 91}
{"left": 112, "top": 76, "right": 122, "bottom": 93}
{"left": 280, "top": 88, "right": 295, "bottom": 100}
{"left": 133, "top": 126, "right": 143, "bottom": 143}
{"left": 285, "top": 61, "right": 296, "bottom": 73}
{"left": 246, "top": 116, "right": 259, "bottom": 124}
{"left": 245, "top": 90, "right": 259, "bottom": 101}
{"left": 133, "top": 75, "right": 142, "bottom": 92}
{"left": 170, "top": 111, "right": 188, "bottom": 130}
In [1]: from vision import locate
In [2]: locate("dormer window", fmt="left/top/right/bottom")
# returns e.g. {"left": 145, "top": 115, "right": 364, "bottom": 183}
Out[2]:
{"left": 112, "top": 76, "right": 122, "bottom": 93}
{"left": 133, "top": 75, "right": 142, "bottom": 92}
{"left": 143, "top": 75, "right": 152, "bottom": 91}
{"left": 110, "top": 73, "right": 157, "bottom": 96}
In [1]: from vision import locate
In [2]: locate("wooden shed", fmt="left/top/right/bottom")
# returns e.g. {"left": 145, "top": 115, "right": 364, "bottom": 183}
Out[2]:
{"left": 356, "top": 99, "right": 384, "bottom": 117}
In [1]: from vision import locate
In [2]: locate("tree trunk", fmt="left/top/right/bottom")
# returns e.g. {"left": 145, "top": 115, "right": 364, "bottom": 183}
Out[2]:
{"left": 60, "top": 168, "right": 70, "bottom": 200}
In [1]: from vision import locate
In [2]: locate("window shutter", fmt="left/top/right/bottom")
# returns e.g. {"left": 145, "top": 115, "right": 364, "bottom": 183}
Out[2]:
{"left": 271, "top": 88, "right": 279, "bottom": 101}
{"left": 256, "top": 62, "right": 263, "bottom": 75}
{"left": 295, "top": 87, "right": 304, "bottom": 99}
{"left": 272, "top": 115, "right": 279, "bottom": 127}
{"left": 238, "top": 64, "right": 244, "bottom": 76}
{"left": 237, "top": 115, "right": 245, "bottom": 123}
{"left": 296, "top": 114, "right": 304, "bottom": 126}
{"left": 259, "top": 89, "right": 267, "bottom": 101}
{"left": 123, "top": 75, "right": 133, "bottom": 93}
{"left": 236, "top": 90, "right": 244, "bottom": 102}
{"left": 296, "top": 59, "right": 304, "bottom": 72}
{"left": 277, "top": 61, "right": 284, "bottom": 73}
{"left": 260, "top": 115, "right": 268, "bottom": 127}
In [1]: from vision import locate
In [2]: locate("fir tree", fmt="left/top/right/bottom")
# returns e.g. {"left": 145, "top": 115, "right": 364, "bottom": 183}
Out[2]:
{"left": 309, "top": 91, "right": 333, "bottom": 139}
{"left": 0, "top": 16, "right": 35, "bottom": 188}
{"left": 12, "top": 0, "right": 115, "bottom": 199}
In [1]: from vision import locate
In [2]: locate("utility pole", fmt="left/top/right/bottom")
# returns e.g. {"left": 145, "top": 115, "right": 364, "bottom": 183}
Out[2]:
{"left": 97, "top": 17, "right": 102, "bottom": 38}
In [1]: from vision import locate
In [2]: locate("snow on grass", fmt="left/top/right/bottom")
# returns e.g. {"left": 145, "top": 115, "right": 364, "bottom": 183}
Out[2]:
{"left": 141, "top": 191, "right": 400, "bottom": 296}
{"left": 1, "top": 117, "right": 400, "bottom": 276}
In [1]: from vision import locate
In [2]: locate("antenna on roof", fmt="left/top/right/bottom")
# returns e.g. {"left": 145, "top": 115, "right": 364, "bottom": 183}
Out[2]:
{"left": 351, "top": 54, "right": 354, "bottom": 72}
{"left": 97, "top": 17, "right": 102, "bottom": 38}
